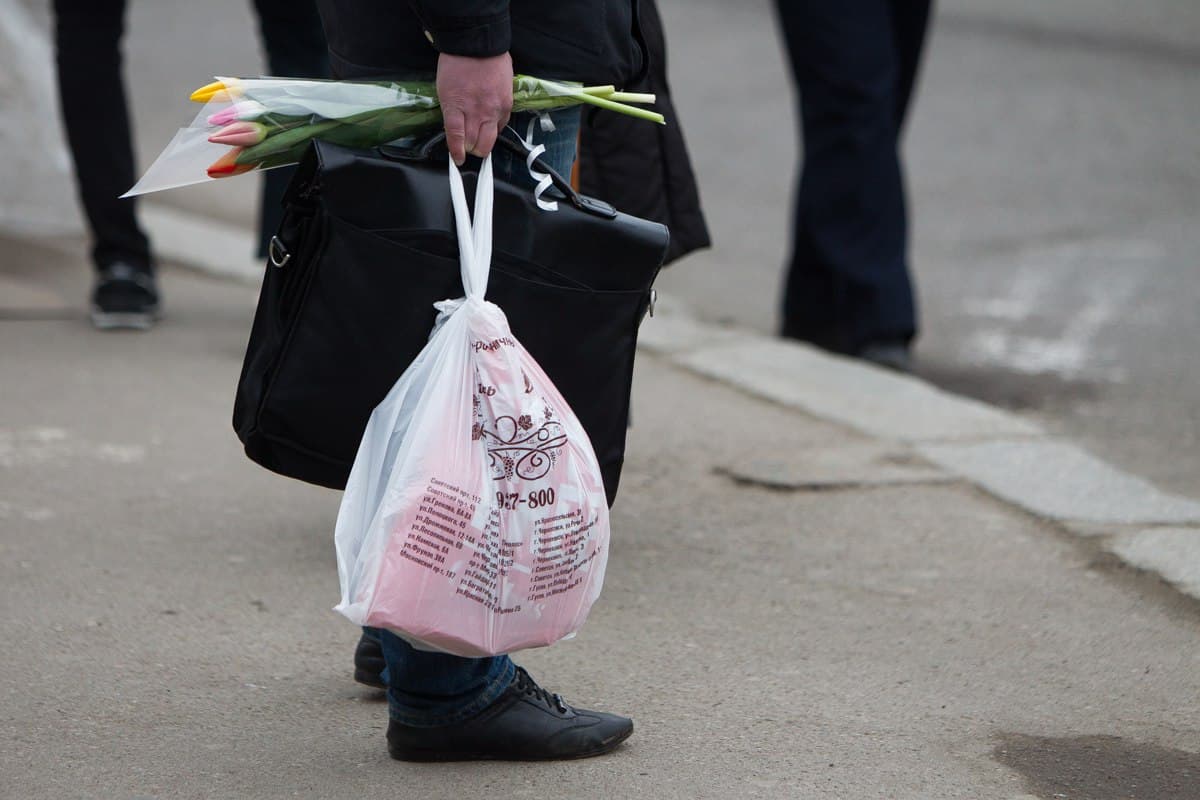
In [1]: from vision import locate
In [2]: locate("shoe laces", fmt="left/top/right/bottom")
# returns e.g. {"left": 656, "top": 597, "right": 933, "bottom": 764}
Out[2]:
{"left": 513, "top": 667, "right": 569, "bottom": 713}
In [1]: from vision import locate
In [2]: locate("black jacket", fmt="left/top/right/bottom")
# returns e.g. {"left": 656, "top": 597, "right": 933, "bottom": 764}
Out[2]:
{"left": 578, "top": 0, "right": 709, "bottom": 264}
{"left": 315, "top": 0, "right": 645, "bottom": 86}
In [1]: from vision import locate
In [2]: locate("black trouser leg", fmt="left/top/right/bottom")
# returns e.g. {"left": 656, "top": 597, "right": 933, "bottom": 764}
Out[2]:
{"left": 891, "top": 0, "right": 933, "bottom": 129}
{"left": 53, "top": 0, "right": 152, "bottom": 274}
{"left": 775, "top": 0, "right": 930, "bottom": 353}
{"left": 251, "top": 0, "right": 330, "bottom": 257}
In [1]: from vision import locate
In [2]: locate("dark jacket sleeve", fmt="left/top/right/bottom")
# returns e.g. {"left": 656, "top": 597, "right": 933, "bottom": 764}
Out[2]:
{"left": 407, "top": 1, "right": 512, "bottom": 57}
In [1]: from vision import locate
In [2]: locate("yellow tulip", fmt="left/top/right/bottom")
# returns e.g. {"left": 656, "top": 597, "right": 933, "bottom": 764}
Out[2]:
{"left": 190, "top": 79, "right": 243, "bottom": 103}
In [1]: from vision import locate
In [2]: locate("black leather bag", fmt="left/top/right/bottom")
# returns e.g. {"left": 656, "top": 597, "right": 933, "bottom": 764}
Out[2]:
{"left": 232, "top": 136, "right": 669, "bottom": 505}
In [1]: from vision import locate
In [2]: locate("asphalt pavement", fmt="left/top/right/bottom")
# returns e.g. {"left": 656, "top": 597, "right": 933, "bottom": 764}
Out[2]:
{"left": 3, "top": 243, "right": 1200, "bottom": 799}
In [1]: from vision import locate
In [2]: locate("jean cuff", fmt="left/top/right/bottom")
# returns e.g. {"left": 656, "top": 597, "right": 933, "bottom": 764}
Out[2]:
{"left": 387, "top": 658, "right": 516, "bottom": 728}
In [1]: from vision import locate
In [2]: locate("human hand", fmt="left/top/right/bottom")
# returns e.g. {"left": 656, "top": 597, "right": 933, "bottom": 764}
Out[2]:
{"left": 436, "top": 52, "right": 514, "bottom": 165}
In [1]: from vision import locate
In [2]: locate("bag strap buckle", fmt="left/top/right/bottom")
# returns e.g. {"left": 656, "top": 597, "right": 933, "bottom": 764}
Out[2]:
{"left": 268, "top": 235, "right": 291, "bottom": 268}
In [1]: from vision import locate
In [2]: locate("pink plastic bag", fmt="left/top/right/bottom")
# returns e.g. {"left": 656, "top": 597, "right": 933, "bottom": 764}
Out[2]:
{"left": 333, "top": 155, "right": 611, "bottom": 657}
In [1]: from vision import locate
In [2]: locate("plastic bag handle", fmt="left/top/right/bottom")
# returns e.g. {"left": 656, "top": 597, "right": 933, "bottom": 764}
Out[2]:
{"left": 447, "top": 154, "right": 493, "bottom": 300}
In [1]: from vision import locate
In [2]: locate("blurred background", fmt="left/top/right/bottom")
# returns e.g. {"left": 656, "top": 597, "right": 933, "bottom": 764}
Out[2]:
{"left": 2, "top": 0, "right": 1198, "bottom": 497}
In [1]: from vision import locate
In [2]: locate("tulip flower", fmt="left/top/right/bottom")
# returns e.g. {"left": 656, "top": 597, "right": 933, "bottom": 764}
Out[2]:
{"left": 208, "top": 121, "right": 269, "bottom": 147}
{"left": 128, "top": 74, "right": 666, "bottom": 196}
{"left": 206, "top": 100, "right": 266, "bottom": 127}
{"left": 206, "top": 148, "right": 255, "bottom": 178}
{"left": 191, "top": 78, "right": 243, "bottom": 103}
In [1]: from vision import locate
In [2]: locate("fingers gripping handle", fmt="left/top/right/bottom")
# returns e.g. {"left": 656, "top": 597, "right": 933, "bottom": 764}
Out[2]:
{"left": 448, "top": 155, "right": 494, "bottom": 300}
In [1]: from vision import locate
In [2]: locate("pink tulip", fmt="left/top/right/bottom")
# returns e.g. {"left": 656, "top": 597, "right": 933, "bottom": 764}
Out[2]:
{"left": 206, "top": 100, "right": 265, "bottom": 127}
{"left": 207, "top": 121, "right": 269, "bottom": 146}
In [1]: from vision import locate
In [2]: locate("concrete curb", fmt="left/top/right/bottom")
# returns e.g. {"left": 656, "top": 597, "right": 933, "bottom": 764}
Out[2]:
{"left": 144, "top": 205, "right": 1200, "bottom": 605}
{"left": 639, "top": 298, "right": 1200, "bottom": 603}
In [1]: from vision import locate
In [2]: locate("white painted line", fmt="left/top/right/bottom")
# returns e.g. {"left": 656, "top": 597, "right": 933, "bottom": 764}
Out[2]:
{"left": 918, "top": 439, "right": 1200, "bottom": 525}
{"left": 959, "top": 240, "right": 1153, "bottom": 381}
{"left": 962, "top": 258, "right": 1052, "bottom": 321}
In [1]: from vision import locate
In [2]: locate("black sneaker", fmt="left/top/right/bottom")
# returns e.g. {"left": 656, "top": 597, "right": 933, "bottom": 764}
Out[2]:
{"left": 353, "top": 632, "right": 386, "bottom": 690}
{"left": 90, "top": 263, "right": 160, "bottom": 330}
{"left": 386, "top": 667, "right": 633, "bottom": 762}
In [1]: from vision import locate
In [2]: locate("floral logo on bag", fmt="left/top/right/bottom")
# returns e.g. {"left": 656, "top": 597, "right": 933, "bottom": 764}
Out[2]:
{"left": 472, "top": 365, "right": 566, "bottom": 480}
{"left": 480, "top": 415, "right": 566, "bottom": 481}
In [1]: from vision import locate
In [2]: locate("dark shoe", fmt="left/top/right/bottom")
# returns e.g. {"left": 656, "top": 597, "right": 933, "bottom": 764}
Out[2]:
{"left": 856, "top": 340, "right": 912, "bottom": 372}
{"left": 386, "top": 667, "right": 633, "bottom": 761}
{"left": 90, "top": 263, "right": 160, "bottom": 330}
{"left": 353, "top": 632, "right": 386, "bottom": 689}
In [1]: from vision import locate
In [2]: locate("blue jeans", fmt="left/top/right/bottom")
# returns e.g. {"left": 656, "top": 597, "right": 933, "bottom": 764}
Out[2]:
{"left": 366, "top": 106, "right": 581, "bottom": 728}
{"left": 493, "top": 107, "right": 581, "bottom": 191}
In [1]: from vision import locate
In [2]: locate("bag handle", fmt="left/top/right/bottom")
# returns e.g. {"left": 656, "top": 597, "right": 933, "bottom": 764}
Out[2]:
{"left": 447, "top": 153, "right": 493, "bottom": 300}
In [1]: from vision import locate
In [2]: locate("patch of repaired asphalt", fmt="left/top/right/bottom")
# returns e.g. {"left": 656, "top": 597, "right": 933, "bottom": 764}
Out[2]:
{"left": 993, "top": 733, "right": 1200, "bottom": 800}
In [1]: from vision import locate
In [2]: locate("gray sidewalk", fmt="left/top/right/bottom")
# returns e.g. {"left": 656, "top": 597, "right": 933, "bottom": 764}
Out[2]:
{"left": 3, "top": 242, "right": 1200, "bottom": 799}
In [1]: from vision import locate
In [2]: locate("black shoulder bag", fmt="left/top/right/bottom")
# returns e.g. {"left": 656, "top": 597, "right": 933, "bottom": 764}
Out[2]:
{"left": 232, "top": 136, "right": 669, "bottom": 506}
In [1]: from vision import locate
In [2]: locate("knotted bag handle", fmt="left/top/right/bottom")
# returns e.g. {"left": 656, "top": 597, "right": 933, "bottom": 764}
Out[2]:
{"left": 447, "top": 154, "right": 494, "bottom": 301}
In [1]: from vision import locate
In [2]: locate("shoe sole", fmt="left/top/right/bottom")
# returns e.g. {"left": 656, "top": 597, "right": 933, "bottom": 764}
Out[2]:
{"left": 388, "top": 725, "right": 634, "bottom": 763}
{"left": 353, "top": 668, "right": 386, "bottom": 690}
{"left": 90, "top": 307, "right": 160, "bottom": 331}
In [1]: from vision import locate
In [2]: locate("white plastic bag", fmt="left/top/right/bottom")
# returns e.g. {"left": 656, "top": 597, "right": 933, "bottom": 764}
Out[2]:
{"left": 333, "top": 155, "right": 611, "bottom": 657}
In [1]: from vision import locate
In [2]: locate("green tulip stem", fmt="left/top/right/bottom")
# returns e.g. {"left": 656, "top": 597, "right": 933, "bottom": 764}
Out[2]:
{"left": 559, "top": 88, "right": 665, "bottom": 124}
{"left": 605, "top": 92, "right": 656, "bottom": 105}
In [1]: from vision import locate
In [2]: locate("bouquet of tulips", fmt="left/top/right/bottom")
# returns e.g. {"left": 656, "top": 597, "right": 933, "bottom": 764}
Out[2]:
{"left": 124, "top": 75, "right": 663, "bottom": 197}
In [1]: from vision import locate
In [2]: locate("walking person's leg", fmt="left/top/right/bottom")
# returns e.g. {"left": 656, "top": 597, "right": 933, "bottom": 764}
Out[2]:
{"left": 775, "top": 0, "right": 917, "bottom": 364}
{"left": 53, "top": 0, "right": 159, "bottom": 329}
{"left": 378, "top": 634, "right": 515, "bottom": 727}
{"left": 249, "top": 0, "right": 330, "bottom": 258}
{"left": 890, "top": 0, "right": 933, "bottom": 130}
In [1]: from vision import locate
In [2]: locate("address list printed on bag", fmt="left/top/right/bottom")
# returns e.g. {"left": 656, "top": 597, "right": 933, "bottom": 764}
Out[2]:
{"left": 399, "top": 480, "right": 602, "bottom": 614}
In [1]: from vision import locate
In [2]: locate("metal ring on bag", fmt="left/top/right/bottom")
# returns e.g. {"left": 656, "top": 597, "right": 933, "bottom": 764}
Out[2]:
{"left": 268, "top": 235, "right": 291, "bottom": 268}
